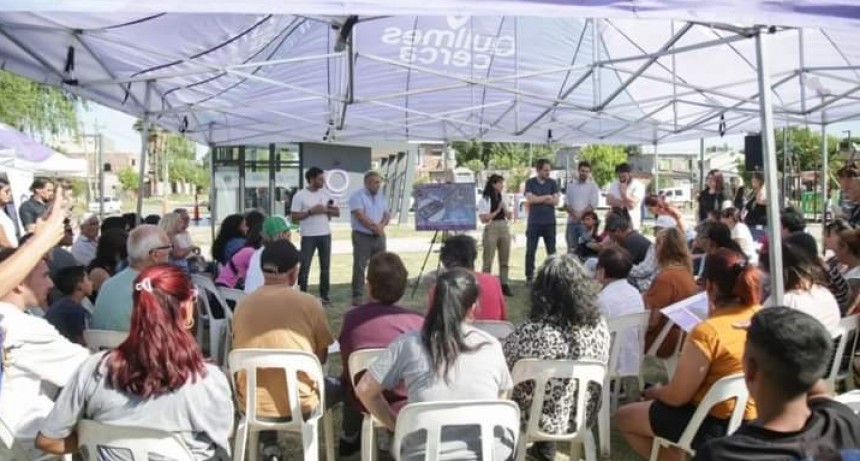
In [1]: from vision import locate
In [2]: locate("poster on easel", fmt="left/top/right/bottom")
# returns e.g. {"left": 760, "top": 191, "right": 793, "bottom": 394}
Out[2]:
{"left": 413, "top": 183, "right": 477, "bottom": 231}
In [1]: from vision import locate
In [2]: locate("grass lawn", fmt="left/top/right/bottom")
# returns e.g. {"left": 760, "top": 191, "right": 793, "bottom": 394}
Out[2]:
{"left": 270, "top": 245, "right": 662, "bottom": 461}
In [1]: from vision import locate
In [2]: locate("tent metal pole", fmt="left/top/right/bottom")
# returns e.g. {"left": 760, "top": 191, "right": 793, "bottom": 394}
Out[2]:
{"left": 782, "top": 125, "right": 788, "bottom": 208}
{"left": 755, "top": 30, "right": 785, "bottom": 305}
{"left": 208, "top": 123, "right": 216, "bottom": 244}
{"left": 699, "top": 138, "right": 705, "bottom": 193}
{"left": 135, "top": 81, "right": 154, "bottom": 221}
{"left": 653, "top": 141, "right": 659, "bottom": 194}
{"left": 822, "top": 115, "right": 829, "bottom": 237}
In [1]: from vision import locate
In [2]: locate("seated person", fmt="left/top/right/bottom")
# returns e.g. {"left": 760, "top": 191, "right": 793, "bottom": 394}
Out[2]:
{"left": 36, "top": 264, "right": 234, "bottom": 460}
{"left": 91, "top": 225, "right": 171, "bottom": 332}
{"left": 0, "top": 248, "right": 89, "bottom": 453}
{"left": 505, "top": 255, "right": 610, "bottom": 461}
{"left": 338, "top": 252, "right": 425, "bottom": 456}
{"left": 215, "top": 211, "right": 265, "bottom": 290}
{"left": 617, "top": 248, "right": 760, "bottom": 458}
{"left": 242, "top": 215, "right": 294, "bottom": 295}
{"left": 694, "top": 307, "right": 860, "bottom": 460}
{"left": 719, "top": 208, "right": 759, "bottom": 265}
{"left": 430, "top": 234, "right": 507, "bottom": 321}
{"left": 45, "top": 265, "right": 93, "bottom": 345}
{"left": 574, "top": 211, "right": 603, "bottom": 260}
{"left": 603, "top": 213, "right": 656, "bottom": 290}
{"left": 786, "top": 231, "right": 852, "bottom": 316}
{"left": 232, "top": 240, "right": 337, "bottom": 460}
{"left": 357, "top": 269, "right": 513, "bottom": 461}
{"left": 596, "top": 247, "right": 645, "bottom": 378}
{"left": 643, "top": 228, "right": 699, "bottom": 358}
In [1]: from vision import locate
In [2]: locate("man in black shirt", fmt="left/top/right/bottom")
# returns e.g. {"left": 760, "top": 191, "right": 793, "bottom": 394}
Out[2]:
{"left": 695, "top": 307, "right": 860, "bottom": 461}
{"left": 18, "top": 178, "right": 54, "bottom": 233}
{"left": 604, "top": 212, "right": 651, "bottom": 265}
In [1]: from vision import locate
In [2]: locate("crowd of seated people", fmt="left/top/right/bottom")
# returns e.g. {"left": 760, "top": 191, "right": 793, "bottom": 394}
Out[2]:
{"left": 5, "top": 179, "right": 860, "bottom": 461}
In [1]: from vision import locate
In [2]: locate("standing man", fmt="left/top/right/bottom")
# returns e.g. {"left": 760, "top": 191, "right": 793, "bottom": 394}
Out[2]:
{"left": 19, "top": 178, "right": 54, "bottom": 233}
{"left": 291, "top": 167, "right": 339, "bottom": 305}
{"left": 607, "top": 163, "right": 646, "bottom": 231}
{"left": 71, "top": 213, "right": 99, "bottom": 266}
{"left": 524, "top": 159, "right": 560, "bottom": 283}
{"left": 565, "top": 160, "right": 601, "bottom": 255}
{"left": 349, "top": 171, "right": 390, "bottom": 306}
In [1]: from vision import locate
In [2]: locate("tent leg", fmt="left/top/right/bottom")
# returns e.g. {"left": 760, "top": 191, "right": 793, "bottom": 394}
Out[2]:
{"left": 135, "top": 80, "right": 153, "bottom": 223}
{"left": 755, "top": 29, "right": 785, "bottom": 305}
{"left": 822, "top": 118, "right": 828, "bottom": 233}
{"left": 209, "top": 123, "right": 216, "bottom": 244}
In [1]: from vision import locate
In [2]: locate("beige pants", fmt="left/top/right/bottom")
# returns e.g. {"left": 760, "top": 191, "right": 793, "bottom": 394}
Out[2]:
{"left": 482, "top": 220, "right": 511, "bottom": 285}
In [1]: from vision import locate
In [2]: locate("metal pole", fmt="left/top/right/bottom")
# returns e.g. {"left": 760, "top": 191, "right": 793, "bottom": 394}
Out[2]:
{"left": 782, "top": 126, "right": 788, "bottom": 208}
{"left": 97, "top": 134, "right": 104, "bottom": 220}
{"left": 653, "top": 141, "right": 659, "bottom": 194}
{"left": 135, "top": 80, "right": 153, "bottom": 221}
{"left": 755, "top": 29, "right": 785, "bottom": 306}
{"left": 699, "top": 138, "right": 705, "bottom": 192}
{"left": 822, "top": 115, "right": 829, "bottom": 235}
{"left": 162, "top": 129, "right": 169, "bottom": 215}
{"left": 208, "top": 123, "right": 216, "bottom": 244}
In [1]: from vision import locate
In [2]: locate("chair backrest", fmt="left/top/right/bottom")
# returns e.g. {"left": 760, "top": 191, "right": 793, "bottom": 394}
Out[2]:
{"left": 348, "top": 348, "right": 385, "bottom": 387}
{"left": 472, "top": 320, "right": 516, "bottom": 340}
{"left": 84, "top": 329, "right": 128, "bottom": 352}
{"left": 218, "top": 286, "right": 245, "bottom": 306}
{"left": 228, "top": 348, "right": 326, "bottom": 425}
{"left": 190, "top": 274, "right": 232, "bottom": 321}
{"left": 510, "top": 359, "right": 607, "bottom": 441}
{"left": 392, "top": 400, "right": 519, "bottom": 461}
{"left": 606, "top": 311, "right": 649, "bottom": 378}
{"left": 835, "top": 390, "right": 860, "bottom": 414}
{"left": 77, "top": 419, "right": 194, "bottom": 461}
{"left": 826, "top": 314, "right": 859, "bottom": 389}
{"left": 676, "top": 373, "right": 749, "bottom": 450}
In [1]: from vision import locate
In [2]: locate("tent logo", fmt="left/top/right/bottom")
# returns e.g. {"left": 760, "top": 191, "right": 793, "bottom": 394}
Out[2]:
{"left": 380, "top": 18, "right": 515, "bottom": 69}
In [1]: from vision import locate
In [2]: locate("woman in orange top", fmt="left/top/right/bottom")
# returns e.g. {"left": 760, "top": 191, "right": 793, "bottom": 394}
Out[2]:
{"left": 643, "top": 227, "right": 698, "bottom": 358}
{"left": 617, "top": 248, "right": 760, "bottom": 459}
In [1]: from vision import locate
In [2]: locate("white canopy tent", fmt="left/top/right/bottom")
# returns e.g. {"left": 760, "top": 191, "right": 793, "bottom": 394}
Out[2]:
{"left": 1, "top": 3, "right": 859, "bottom": 302}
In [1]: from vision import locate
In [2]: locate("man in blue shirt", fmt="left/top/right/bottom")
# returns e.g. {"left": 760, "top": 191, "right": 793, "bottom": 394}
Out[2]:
{"left": 349, "top": 171, "right": 390, "bottom": 306}
{"left": 524, "top": 159, "right": 560, "bottom": 282}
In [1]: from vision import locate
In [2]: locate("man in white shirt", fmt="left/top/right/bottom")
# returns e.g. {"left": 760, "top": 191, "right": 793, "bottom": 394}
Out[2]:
{"left": 0, "top": 247, "right": 89, "bottom": 449}
{"left": 607, "top": 163, "right": 646, "bottom": 231}
{"left": 595, "top": 246, "right": 645, "bottom": 378}
{"left": 71, "top": 213, "right": 99, "bottom": 265}
{"left": 291, "top": 167, "right": 340, "bottom": 305}
{"left": 565, "top": 160, "right": 601, "bottom": 255}
{"left": 243, "top": 215, "right": 294, "bottom": 294}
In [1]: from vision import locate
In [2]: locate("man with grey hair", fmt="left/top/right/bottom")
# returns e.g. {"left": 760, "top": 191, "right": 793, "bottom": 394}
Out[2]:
{"left": 90, "top": 224, "right": 171, "bottom": 331}
{"left": 348, "top": 171, "right": 390, "bottom": 306}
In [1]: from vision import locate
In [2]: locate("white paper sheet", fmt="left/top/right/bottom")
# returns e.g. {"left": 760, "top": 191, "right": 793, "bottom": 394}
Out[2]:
{"left": 660, "top": 292, "right": 709, "bottom": 333}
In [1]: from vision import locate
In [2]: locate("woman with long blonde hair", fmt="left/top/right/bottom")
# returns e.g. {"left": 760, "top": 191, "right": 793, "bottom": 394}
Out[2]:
{"left": 643, "top": 227, "right": 698, "bottom": 357}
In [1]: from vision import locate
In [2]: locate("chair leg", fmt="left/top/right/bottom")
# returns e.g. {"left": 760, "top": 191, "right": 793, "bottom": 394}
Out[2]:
{"left": 570, "top": 439, "right": 583, "bottom": 461}
{"left": 514, "top": 433, "right": 528, "bottom": 461}
{"left": 583, "top": 431, "right": 597, "bottom": 461}
{"left": 323, "top": 410, "right": 336, "bottom": 461}
{"left": 649, "top": 438, "right": 662, "bottom": 461}
{"left": 302, "top": 420, "right": 320, "bottom": 461}
{"left": 361, "top": 417, "right": 375, "bottom": 461}
{"left": 248, "top": 430, "right": 260, "bottom": 461}
{"left": 233, "top": 421, "right": 248, "bottom": 461}
{"left": 598, "top": 380, "right": 611, "bottom": 458}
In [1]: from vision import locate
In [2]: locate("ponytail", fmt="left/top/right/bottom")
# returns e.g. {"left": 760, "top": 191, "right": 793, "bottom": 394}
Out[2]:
{"left": 703, "top": 248, "right": 761, "bottom": 307}
{"left": 731, "top": 264, "right": 761, "bottom": 307}
{"left": 422, "top": 268, "right": 482, "bottom": 381}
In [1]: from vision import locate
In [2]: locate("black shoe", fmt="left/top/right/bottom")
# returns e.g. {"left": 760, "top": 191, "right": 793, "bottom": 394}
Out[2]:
{"left": 526, "top": 442, "right": 556, "bottom": 461}
{"left": 501, "top": 284, "right": 513, "bottom": 297}
{"left": 321, "top": 297, "right": 332, "bottom": 307}
{"left": 338, "top": 437, "right": 361, "bottom": 457}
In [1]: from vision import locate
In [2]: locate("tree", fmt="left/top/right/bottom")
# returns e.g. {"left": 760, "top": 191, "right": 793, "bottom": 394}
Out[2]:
{"left": 0, "top": 70, "right": 80, "bottom": 135}
{"left": 117, "top": 167, "right": 140, "bottom": 192}
{"left": 774, "top": 126, "right": 840, "bottom": 173}
{"left": 451, "top": 141, "right": 554, "bottom": 170}
{"left": 579, "top": 144, "right": 628, "bottom": 187}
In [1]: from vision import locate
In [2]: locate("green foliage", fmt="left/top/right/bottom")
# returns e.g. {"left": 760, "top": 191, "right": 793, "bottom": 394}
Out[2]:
{"left": 506, "top": 167, "right": 531, "bottom": 193}
{"left": 579, "top": 144, "right": 628, "bottom": 187}
{"left": 133, "top": 122, "right": 209, "bottom": 189}
{"left": 775, "top": 126, "right": 840, "bottom": 172}
{"left": 117, "top": 167, "right": 140, "bottom": 192}
{"left": 0, "top": 70, "right": 80, "bottom": 135}
{"left": 451, "top": 141, "right": 553, "bottom": 170}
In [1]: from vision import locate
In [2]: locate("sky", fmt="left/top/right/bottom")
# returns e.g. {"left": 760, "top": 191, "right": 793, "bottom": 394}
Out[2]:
{"left": 78, "top": 102, "right": 860, "bottom": 158}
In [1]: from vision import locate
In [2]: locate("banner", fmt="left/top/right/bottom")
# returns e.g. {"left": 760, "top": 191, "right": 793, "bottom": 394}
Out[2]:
{"left": 413, "top": 183, "right": 477, "bottom": 231}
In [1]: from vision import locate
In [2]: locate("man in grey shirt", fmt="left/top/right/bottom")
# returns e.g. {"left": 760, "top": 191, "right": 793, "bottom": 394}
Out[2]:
{"left": 565, "top": 160, "right": 600, "bottom": 254}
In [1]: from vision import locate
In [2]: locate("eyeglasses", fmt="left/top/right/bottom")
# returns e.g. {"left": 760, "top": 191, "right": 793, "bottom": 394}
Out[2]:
{"left": 149, "top": 244, "right": 174, "bottom": 253}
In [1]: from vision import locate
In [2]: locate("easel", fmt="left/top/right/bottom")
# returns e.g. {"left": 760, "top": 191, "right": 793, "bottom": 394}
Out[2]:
{"left": 410, "top": 229, "right": 449, "bottom": 298}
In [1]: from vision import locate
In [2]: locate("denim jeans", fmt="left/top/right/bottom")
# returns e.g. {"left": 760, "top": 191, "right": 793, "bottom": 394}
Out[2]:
{"left": 525, "top": 223, "right": 557, "bottom": 280}
{"left": 565, "top": 222, "right": 587, "bottom": 254}
{"left": 298, "top": 235, "right": 332, "bottom": 300}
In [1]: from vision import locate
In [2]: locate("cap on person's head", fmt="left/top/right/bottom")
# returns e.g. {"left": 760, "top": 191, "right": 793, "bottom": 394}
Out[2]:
{"left": 262, "top": 215, "right": 294, "bottom": 238}
{"left": 260, "top": 239, "right": 300, "bottom": 274}
{"left": 654, "top": 215, "right": 678, "bottom": 229}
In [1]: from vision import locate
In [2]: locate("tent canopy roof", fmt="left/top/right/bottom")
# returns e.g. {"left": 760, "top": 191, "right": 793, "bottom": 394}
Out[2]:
{"left": 0, "top": 3, "right": 859, "bottom": 146}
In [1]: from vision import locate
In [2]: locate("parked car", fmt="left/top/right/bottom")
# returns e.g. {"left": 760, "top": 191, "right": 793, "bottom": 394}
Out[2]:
{"left": 88, "top": 197, "right": 122, "bottom": 214}
{"left": 659, "top": 187, "right": 692, "bottom": 205}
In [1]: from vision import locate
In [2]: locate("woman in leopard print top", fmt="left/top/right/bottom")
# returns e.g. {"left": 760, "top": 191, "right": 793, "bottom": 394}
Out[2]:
{"left": 503, "top": 255, "right": 610, "bottom": 461}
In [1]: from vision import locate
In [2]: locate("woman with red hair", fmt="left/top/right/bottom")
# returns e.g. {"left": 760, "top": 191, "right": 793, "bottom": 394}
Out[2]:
{"left": 35, "top": 264, "right": 233, "bottom": 460}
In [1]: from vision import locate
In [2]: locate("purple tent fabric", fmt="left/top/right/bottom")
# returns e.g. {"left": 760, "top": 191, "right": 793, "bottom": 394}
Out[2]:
{"left": 0, "top": 123, "right": 54, "bottom": 162}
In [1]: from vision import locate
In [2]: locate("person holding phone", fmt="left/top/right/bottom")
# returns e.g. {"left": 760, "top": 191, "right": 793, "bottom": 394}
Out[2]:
{"left": 607, "top": 163, "right": 645, "bottom": 231}
{"left": 291, "top": 167, "right": 339, "bottom": 305}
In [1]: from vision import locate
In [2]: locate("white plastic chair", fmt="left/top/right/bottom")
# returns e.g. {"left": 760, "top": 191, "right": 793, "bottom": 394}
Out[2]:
{"left": 219, "top": 286, "right": 246, "bottom": 305}
{"left": 646, "top": 319, "right": 685, "bottom": 378}
{"left": 825, "top": 314, "right": 859, "bottom": 393}
{"left": 229, "top": 349, "right": 335, "bottom": 461}
{"left": 600, "top": 311, "right": 650, "bottom": 458}
{"left": 77, "top": 419, "right": 194, "bottom": 461}
{"left": 649, "top": 373, "right": 749, "bottom": 460}
{"left": 392, "top": 400, "right": 520, "bottom": 461}
{"left": 835, "top": 390, "right": 860, "bottom": 414}
{"left": 472, "top": 320, "right": 516, "bottom": 340}
{"left": 0, "top": 416, "right": 71, "bottom": 461}
{"left": 511, "top": 359, "right": 606, "bottom": 461}
{"left": 83, "top": 329, "right": 128, "bottom": 352}
{"left": 348, "top": 348, "right": 386, "bottom": 461}
{"left": 191, "top": 274, "right": 234, "bottom": 365}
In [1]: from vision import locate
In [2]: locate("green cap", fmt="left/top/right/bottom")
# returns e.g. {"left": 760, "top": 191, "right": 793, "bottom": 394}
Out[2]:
{"left": 262, "top": 215, "right": 295, "bottom": 238}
